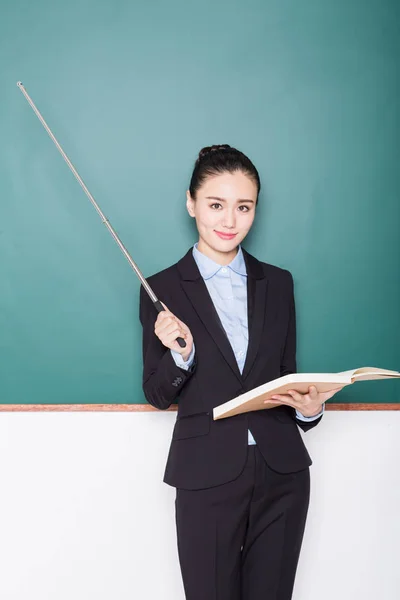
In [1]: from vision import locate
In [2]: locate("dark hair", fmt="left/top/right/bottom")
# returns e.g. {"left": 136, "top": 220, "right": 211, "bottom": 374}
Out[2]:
{"left": 189, "top": 144, "right": 261, "bottom": 204}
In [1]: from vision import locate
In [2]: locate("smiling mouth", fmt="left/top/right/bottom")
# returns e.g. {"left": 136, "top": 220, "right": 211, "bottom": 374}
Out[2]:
{"left": 215, "top": 231, "right": 237, "bottom": 237}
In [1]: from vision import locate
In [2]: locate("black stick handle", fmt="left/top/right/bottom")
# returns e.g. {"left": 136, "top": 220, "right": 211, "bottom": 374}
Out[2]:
{"left": 153, "top": 300, "right": 187, "bottom": 348}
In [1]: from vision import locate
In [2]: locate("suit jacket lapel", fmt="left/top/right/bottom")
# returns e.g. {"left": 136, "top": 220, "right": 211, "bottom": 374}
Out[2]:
{"left": 176, "top": 247, "right": 267, "bottom": 385}
{"left": 241, "top": 253, "right": 268, "bottom": 380}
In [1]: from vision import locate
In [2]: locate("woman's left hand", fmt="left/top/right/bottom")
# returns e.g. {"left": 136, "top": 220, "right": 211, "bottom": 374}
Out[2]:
{"left": 264, "top": 385, "right": 344, "bottom": 418}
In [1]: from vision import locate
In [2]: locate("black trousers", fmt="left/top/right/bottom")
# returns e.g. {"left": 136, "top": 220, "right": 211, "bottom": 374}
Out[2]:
{"left": 175, "top": 445, "right": 310, "bottom": 600}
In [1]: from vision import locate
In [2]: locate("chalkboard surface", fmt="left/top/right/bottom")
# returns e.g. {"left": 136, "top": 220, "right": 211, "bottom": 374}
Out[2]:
{"left": 1, "top": 0, "right": 399, "bottom": 405}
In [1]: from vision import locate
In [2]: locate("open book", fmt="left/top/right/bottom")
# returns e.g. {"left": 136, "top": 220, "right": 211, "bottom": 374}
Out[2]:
{"left": 213, "top": 367, "right": 400, "bottom": 420}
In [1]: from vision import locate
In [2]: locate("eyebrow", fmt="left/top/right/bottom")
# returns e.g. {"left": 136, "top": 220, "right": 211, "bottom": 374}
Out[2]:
{"left": 205, "top": 196, "right": 255, "bottom": 204}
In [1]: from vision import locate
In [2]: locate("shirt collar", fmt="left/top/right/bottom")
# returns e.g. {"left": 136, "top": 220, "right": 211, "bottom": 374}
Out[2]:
{"left": 192, "top": 242, "right": 247, "bottom": 280}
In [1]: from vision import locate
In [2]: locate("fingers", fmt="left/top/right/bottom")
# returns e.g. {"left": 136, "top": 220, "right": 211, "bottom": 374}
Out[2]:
{"left": 288, "top": 389, "right": 308, "bottom": 402}
{"left": 268, "top": 388, "right": 304, "bottom": 406}
{"left": 160, "top": 327, "right": 187, "bottom": 351}
{"left": 268, "top": 388, "right": 312, "bottom": 410}
{"left": 265, "top": 394, "right": 301, "bottom": 409}
{"left": 157, "top": 302, "right": 189, "bottom": 334}
{"left": 266, "top": 385, "right": 333, "bottom": 416}
{"left": 308, "top": 385, "right": 319, "bottom": 398}
{"left": 171, "top": 314, "right": 189, "bottom": 334}
{"left": 156, "top": 304, "right": 177, "bottom": 330}
{"left": 154, "top": 302, "right": 190, "bottom": 350}
{"left": 156, "top": 317, "right": 186, "bottom": 344}
{"left": 159, "top": 301, "right": 173, "bottom": 317}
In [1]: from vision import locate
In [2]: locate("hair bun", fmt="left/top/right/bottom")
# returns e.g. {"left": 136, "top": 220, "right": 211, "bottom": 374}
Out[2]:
{"left": 198, "top": 144, "right": 231, "bottom": 161}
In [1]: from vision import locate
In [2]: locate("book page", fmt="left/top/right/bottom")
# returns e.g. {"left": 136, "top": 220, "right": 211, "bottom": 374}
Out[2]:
{"left": 338, "top": 367, "right": 400, "bottom": 377}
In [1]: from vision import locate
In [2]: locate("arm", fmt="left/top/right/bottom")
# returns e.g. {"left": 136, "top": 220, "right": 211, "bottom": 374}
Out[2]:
{"left": 139, "top": 284, "right": 197, "bottom": 410}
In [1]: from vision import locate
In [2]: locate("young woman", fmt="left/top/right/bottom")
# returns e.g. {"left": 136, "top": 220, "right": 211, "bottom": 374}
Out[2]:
{"left": 139, "top": 145, "right": 343, "bottom": 600}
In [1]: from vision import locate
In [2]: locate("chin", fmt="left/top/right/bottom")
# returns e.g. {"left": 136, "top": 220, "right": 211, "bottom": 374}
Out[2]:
{"left": 212, "top": 238, "right": 242, "bottom": 252}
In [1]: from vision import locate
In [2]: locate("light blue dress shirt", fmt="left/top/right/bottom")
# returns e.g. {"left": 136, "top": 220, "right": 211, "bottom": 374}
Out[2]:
{"left": 171, "top": 243, "right": 324, "bottom": 444}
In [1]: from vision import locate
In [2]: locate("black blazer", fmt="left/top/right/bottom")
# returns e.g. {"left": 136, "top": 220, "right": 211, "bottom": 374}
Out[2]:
{"left": 139, "top": 247, "right": 322, "bottom": 490}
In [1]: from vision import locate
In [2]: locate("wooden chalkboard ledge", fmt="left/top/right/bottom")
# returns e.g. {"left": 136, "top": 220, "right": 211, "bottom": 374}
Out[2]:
{"left": 0, "top": 404, "right": 399, "bottom": 412}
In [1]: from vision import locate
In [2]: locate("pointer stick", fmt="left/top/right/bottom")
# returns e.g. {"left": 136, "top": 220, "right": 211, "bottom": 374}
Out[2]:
{"left": 16, "top": 81, "right": 186, "bottom": 348}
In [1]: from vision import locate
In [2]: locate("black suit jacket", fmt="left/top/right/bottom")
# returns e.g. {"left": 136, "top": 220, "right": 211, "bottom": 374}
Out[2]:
{"left": 139, "top": 247, "right": 322, "bottom": 490}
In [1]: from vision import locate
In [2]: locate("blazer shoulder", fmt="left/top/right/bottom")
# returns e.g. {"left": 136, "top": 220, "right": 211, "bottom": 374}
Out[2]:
{"left": 143, "top": 247, "right": 194, "bottom": 290}
{"left": 140, "top": 260, "right": 182, "bottom": 304}
{"left": 258, "top": 259, "right": 294, "bottom": 288}
{"left": 146, "top": 263, "right": 179, "bottom": 285}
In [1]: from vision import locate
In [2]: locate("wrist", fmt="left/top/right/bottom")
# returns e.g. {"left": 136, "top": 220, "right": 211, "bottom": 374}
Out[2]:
{"left": 305, "top": 406, "right": 324, "bottom": 417}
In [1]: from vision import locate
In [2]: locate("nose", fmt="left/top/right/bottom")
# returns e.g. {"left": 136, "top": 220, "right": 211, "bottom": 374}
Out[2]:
{"left": 222, "top": 209, "right": 236, "bottom": 229}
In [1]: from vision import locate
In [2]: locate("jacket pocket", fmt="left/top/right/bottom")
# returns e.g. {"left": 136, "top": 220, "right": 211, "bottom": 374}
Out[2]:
{"left": 172, "top": 412, "right": 211, "bottom": 440}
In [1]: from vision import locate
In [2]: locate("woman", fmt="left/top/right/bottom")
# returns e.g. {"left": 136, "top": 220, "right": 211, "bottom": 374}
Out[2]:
{"left": 139, "top": 145, "right": 342, "bottom": 600}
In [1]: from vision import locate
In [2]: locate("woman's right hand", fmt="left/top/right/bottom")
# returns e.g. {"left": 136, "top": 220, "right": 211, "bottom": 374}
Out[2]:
{"left": 154, "top": 302, "right": 194, "bottom": 361}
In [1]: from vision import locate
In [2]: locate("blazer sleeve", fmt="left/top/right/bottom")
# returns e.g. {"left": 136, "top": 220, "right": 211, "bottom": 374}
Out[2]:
{"left": 139, "top": 283, "right": 197, "bottom": 410}
{"left": 280, "top": 271, "right": 323, "bottom": 433}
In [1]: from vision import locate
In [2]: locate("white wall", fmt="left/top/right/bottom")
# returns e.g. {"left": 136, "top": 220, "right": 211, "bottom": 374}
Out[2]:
{"left": 0, "top": 411, "right": 399, "bottom": 600}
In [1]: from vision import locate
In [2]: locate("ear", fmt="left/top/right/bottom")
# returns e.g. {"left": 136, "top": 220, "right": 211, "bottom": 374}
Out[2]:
{"left": 186, "top": 190, "right": 196, "bottom": 218}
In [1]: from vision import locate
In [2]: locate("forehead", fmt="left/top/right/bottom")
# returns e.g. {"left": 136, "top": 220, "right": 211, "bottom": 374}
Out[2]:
{"left": 198, "top": 171, "right": 258, "bottom": 201}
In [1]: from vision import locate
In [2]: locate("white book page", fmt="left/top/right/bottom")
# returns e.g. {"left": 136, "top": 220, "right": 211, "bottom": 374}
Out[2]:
{"left": 338, "top": 367, "right": 400, "bottom": 379}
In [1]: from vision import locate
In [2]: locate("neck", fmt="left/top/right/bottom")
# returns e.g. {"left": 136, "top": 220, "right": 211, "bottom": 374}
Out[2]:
{"left": 196, "top": 238, "right": 239, "bottom": 265}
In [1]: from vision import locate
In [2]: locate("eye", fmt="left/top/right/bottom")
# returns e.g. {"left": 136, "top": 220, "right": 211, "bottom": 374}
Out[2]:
{"left": 210, "top": 203, "right": 251, "bottom": 212}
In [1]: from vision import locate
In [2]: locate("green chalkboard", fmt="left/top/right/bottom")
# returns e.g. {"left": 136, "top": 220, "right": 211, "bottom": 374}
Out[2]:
{"left": 1, "top": 0, "right": 399, "bottom": 405}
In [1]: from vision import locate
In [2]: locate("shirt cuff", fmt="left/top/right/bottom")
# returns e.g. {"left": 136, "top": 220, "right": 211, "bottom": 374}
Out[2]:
{"left": 170, "top": 343, "right": 195, "bottom": 371}
{"left": 295, "top": 403, "right": 325, "bottom": 422}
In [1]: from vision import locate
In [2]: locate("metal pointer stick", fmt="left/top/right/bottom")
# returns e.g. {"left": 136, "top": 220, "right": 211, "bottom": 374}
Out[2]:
{"left": 16, "top": 81, "right": 186, "bottom": 348}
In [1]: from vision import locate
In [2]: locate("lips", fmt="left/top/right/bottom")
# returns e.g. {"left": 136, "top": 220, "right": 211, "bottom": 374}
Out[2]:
{"left": 215, "top": 231, "right": 237, "bottom": 240}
